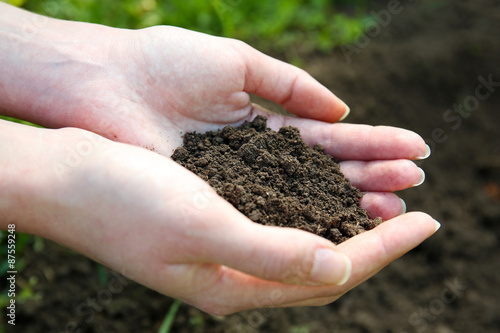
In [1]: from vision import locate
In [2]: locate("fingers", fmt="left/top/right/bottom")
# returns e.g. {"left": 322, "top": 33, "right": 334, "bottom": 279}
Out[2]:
{"left": 337, "top": 212, "right": 439, "bottom": 282}
{"left": 254, "top": 112, "right": 430, "bottom": 161}
{"left": 239, "top": 43, "right": 349, "bottom": 122}
{"left": 176, "top": 194, "right": 351, "bottom": 287}
{"left": 273, "top": 212, "right": 439, "bottom": 307}
{"left": 340, "top": 160, "right": 425, "bottom": 192}
{"left": 311, "top": 122, "right": 430, "bottom": 160}
{"left": 166, "top": 212, "right": 438, "bottom": 314}
{"left": 359, "top": 192, "right": 405, "bottom": 220}
{"left": 274, "top": 213, "right": 440, "bottom": 308}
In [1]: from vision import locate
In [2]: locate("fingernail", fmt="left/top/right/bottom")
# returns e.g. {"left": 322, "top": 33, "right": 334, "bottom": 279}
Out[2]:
{"left": 310, "top": 248, "right": 352, "bottom": 285}
{"left": 416, "top": 145, "right": 431, "bottom": 160}
{"left": 400, "top": 198, "right": 407, "bottom": 215}
{"left": 339, "top": 103, "right": 350, "bottom": 121}
{"left": 413, "top": 168, "right": 426, "bottom": 187}
{"left": 434, "top": 219, "right": 441, "bottom": 232}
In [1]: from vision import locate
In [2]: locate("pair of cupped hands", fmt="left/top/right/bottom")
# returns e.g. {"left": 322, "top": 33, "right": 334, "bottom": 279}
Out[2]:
{"left": 1, "top": 7, "right": 438, "bottom": 315}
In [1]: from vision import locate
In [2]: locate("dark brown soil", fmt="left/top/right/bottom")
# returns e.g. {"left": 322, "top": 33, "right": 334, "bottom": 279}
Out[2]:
{"left": 172, "top": 115, "right": 382, "bottom": 244}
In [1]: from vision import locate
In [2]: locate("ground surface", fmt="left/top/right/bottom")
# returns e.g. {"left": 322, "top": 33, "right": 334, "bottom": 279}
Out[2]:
{"left": 2, "top": 0, "right": 500, "bottom": 332}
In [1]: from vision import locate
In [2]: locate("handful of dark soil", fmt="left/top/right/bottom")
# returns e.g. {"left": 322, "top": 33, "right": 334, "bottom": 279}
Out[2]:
{"left": 172, "top": 116, "right": 382, "bottom": 244}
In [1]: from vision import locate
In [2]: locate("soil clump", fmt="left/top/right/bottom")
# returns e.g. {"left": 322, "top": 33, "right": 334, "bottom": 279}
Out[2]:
{"left": 172, "top": 115, "right": 382, "bottom": 244}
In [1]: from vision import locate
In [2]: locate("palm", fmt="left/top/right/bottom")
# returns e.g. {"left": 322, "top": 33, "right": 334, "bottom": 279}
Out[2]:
{"left": 71, "top": 27, "right": 339, "bottom": 150}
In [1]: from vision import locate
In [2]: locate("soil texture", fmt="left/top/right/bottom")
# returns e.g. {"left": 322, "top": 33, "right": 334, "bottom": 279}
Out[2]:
{"left": 172, "top": 115, "right": 382, "bottom": 244}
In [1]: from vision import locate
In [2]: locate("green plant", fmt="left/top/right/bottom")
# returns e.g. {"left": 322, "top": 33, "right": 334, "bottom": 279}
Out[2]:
{"left": 97, "top": 263, "right": 109, "bottom": 286}
{"left": 290, "top": 326, "right": 311, "bottom": 333}
{"left": 189, "top": 312, "right": 205, "bottom": 329}
{"left": 0, "top": 115, "right": 41, "bottom": 127}
{"left": 157, "top": 299, "right": 183, "bottom": 333}
{"left": 0, "top": 232, "right": 43, "bottom": 321}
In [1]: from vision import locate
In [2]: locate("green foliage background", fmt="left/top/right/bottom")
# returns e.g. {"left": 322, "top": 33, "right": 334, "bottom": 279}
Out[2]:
{"left": 3, "top": 0, "right": 372, "bottom": 55}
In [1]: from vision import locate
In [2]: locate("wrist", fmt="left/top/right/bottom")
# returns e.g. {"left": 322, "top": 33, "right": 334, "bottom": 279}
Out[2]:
{"left": 0, "top": 120, "right": 97, "bottom": 239}
{"left": 0, "top": 3, "right": 119, "bottom": 127}
{"left": 0, "top": 120, "right": 49, "bottom": 233}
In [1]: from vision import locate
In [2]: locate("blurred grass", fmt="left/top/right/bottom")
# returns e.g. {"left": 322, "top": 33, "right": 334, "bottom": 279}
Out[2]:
{"left": 0, "top": 231, "right": 44, "bottom": 314}
{"left": 0, "top": 115, "right": 41, "bottom": 127}
{"left": 3, "top": 0, "right": 373, "bottom": 56}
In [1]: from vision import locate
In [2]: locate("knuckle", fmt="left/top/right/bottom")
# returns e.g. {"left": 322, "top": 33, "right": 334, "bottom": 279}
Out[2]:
{"left": 260, "top": 249, "right": 312, "bottom": 283}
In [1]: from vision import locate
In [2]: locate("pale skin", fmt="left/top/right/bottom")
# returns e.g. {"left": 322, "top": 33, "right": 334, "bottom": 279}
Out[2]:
{"left": 0, "top": 4, "right": 438, "bottom": 315}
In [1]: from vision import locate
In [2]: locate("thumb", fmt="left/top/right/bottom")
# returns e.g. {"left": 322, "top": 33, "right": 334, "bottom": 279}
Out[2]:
{"left": 239, "top": 42, "right": 350, "bottom": 123}
{"left": 184, "top": 195, "right": 352, "bottom": 286}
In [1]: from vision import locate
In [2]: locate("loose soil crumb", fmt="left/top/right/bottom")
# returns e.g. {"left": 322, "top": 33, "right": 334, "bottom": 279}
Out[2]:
{"left": 172, "top": 115, "right": 382, "bottom": 244}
